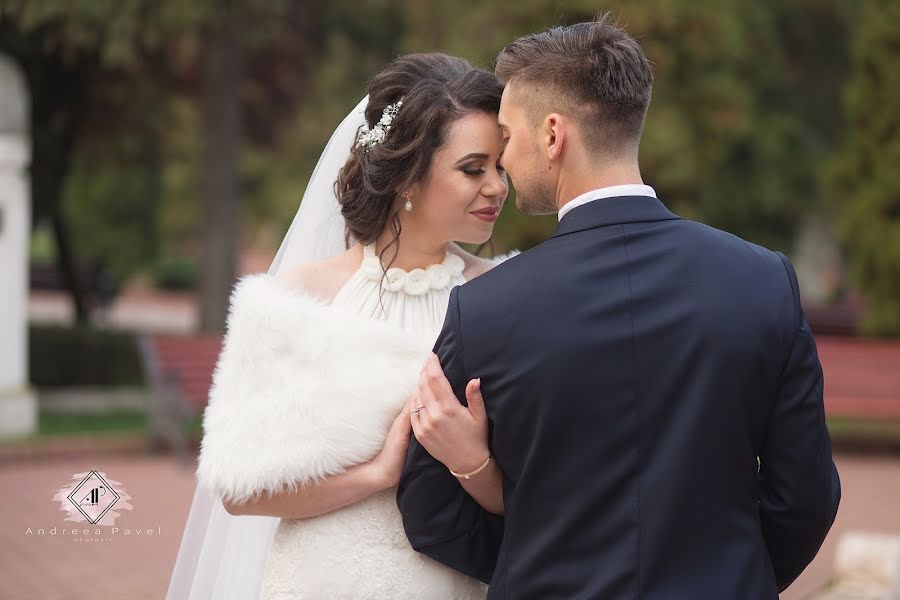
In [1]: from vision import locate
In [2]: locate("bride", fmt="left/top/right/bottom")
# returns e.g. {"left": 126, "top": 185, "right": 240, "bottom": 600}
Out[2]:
{"left": 167, "top": 53, "right": 514, "bottom": 599}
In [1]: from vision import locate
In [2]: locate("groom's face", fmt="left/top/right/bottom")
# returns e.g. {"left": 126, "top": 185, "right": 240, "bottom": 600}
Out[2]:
{"left": 498, "top": 83, "right": 557, "bottom": 216}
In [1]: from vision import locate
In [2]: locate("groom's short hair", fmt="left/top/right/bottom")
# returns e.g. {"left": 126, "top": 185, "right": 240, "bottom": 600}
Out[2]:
{"left": 495, "top": 13, "right": 653, "bottom": 158}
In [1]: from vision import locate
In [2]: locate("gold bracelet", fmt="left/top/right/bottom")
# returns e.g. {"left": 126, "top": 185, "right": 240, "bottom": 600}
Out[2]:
{"left": 449, "top": 454, "right": 492, "bottom": 480}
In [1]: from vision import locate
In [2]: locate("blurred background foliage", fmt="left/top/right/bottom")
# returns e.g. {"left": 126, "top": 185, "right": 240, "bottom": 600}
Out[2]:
{"left": 1, "top": 0, "right": 898, "bottom": 334}
{"left": 28, "top": 324, "right": 145, "bottom": 388}
{"left": 824, "top": 0, "right": 900, "bottom": 336}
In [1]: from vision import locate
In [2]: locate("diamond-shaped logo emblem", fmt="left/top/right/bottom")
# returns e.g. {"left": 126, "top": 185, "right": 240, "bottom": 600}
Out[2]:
{"left": 66, "top": 471, "right": 121, "bottom": 525}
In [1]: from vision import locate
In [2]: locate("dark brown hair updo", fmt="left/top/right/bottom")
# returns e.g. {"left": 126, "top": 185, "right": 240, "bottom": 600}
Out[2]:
{"left": 336, "top": 53, "right": 503, "bottom": 266}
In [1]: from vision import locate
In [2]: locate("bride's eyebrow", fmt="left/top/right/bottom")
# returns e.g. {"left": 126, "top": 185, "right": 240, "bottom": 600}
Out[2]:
{"left": 454, "top": 153, "right": 489, "bottom": 165}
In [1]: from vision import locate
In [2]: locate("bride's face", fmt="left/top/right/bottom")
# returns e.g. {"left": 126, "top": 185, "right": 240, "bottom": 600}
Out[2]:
{"left": 410, "top": 111, "right": 508, "bottom": 245}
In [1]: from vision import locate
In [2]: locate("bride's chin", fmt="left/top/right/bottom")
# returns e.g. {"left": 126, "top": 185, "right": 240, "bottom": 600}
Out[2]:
{"left": 458, "top": 230, "right": 494, "bottom": 246}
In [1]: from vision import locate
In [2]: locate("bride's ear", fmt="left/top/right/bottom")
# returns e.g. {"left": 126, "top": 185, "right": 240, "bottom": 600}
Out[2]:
{"left": 398, "top": 182, "right": 421, "bottom": 204}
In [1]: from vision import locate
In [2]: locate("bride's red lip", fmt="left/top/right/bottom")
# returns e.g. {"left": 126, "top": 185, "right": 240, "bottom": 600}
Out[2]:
{"left": 471, "top": 209, "right": 499, "bottom": 223}
{"left": 470, "top": 207, "right": 499, "bottom": 216}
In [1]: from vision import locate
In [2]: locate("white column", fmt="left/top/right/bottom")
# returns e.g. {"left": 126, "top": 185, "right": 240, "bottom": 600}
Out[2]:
{"left": 0, "top": 54, "right": 37, "bottom": 438}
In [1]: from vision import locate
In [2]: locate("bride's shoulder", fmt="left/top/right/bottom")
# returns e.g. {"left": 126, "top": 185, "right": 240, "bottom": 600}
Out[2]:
{"left": 274, "top": 245, "right": 363, "bottom": 303}
{"left": 450, "top": 244, "right": 521, "bottom": 281}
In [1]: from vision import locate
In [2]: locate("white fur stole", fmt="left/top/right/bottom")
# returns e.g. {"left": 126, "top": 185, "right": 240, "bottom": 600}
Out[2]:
{"left": 196, "top": 274, "right": 433, "bottom": 504}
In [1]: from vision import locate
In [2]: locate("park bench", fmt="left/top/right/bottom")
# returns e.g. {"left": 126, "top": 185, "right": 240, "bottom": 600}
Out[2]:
{"left": 816, "top": 336, "right": 900, "bottom": 421}
{"left": 134, "top": 332, "right": 898, "bottom": 459}
{"left": 806, "top": 301, "right": 861, "bottom": 337}
{"left": 139, "top": 334, "right": 222, "bottom": 460}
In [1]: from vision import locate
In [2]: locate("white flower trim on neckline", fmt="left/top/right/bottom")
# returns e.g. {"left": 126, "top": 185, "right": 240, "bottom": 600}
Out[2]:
{"left": 359, "top": 243, "right": 466, "bottom": 296}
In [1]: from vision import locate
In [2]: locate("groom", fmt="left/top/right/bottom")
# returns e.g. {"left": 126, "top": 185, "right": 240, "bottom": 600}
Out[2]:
{"left": 397, "top": 14, "right": 840, "bottom": 599}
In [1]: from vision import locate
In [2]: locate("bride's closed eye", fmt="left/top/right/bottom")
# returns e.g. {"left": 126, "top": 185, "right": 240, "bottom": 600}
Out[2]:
{"left": 460, "top": 163, "right": 505, "bottom": 177}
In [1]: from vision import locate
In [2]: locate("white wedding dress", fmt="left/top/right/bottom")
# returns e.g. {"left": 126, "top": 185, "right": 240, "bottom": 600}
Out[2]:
{"left": 195, "top": 242, "right": 491, "bottom": 599}
{"left": 167, "top": 95, "right": 516, "bottom": 600}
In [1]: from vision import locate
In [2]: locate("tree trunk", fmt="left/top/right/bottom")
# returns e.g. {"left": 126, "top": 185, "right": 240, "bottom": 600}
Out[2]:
{"left": 25, "top": 50, "right": 94, "bottom": 324}
{"left": 51, "top": 211, "right": 89, "bottom": 321}
{"left": 198, "top": 13, "right": 243, "bottom": 333}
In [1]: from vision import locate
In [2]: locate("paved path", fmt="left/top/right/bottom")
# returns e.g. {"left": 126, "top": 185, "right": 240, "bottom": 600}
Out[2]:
{"left": 1, "top": 451, "right": 897, "bottom": 599}
{"left": 1, "top": 454, "right": 196, "bottom": 600}
{"left": 781, "top": 453, "right": 900, "bottom": 599}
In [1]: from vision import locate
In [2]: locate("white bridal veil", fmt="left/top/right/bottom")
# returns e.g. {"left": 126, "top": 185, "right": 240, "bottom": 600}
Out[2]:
{"left": 165, "top": 96, "right": 368, "bottom": 599}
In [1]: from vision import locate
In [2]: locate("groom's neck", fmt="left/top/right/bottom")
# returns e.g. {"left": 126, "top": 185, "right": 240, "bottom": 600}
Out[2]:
{"left": 555, "top": 161, "right": 644, "bottom": 212}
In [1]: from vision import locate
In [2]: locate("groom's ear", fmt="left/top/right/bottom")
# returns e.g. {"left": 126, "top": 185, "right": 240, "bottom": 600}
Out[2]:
{"left": 543, "top": 114, "right": 566, "bottom": 162}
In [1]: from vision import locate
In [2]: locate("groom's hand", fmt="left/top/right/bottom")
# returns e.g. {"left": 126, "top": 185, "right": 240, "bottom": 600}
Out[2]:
{"left": 410, "top": 353, "right": 490, "bottom": 474}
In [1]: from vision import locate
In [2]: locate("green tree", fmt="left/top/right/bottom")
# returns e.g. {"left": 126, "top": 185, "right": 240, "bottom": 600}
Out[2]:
{"left": 400, "top": 0, "right": 850, "bottom": 253}
{"left": 826, "top": 0, "right": 900, "bottom": 336}
{"left": 0, "top": 0, "right": 316, "bottom": 330}
{"left": 240, "top": 0, "right": 404, "bottom": 243}
{"left": 2, "top": 0, "right": 857, "bottom": 330}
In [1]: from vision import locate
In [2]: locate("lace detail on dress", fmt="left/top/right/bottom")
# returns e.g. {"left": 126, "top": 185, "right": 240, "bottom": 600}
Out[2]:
{"left": 358, "top": 243, "right": 466, "bottom": 296}
{"left": 261, "top": 489, "right": 487, "bottom": 599}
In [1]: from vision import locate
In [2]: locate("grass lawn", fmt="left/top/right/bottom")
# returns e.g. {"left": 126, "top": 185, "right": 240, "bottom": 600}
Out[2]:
{"left": 37, "top": 409, "right": 149, "bottom": 437}
{"left": 184, "top": 414, "right": 203, "bottom": 439}
{"left": 11, "top": 409, "right": 900, "bottom": 451}
{"left": 34, "top": 409, "right": 203, "bottom": 441}
{"left": 827, "top": 417, "right": 900, "bottom": 450}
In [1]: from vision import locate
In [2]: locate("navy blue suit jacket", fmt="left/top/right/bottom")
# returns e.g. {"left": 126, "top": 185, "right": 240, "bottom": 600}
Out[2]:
{"left": 397, "top": 195, "right": 840, "bottom": 599}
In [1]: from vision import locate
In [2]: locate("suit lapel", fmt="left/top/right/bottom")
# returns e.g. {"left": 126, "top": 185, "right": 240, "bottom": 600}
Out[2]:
{"left": 550, "top": 195, "right": 682, "bottom": 239}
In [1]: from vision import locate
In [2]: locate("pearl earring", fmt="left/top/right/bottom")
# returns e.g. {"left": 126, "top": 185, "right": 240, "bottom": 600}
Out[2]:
{"left": 404, "top": 193, "right": 413, "bottom": 212}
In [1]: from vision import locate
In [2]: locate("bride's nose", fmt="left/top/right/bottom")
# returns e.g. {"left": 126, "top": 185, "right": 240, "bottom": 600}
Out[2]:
{"left": 482, "top": 170, "right": 509, "bottom": 200}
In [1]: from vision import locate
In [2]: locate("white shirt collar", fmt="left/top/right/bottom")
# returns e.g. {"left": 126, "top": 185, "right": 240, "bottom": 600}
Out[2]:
{"left": 558, "top": 184, "right": 657, "bottom": 221}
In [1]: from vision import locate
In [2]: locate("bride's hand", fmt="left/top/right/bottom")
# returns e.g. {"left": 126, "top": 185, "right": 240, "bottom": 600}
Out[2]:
{"left": 371, "top": 398, "right": 414, "bottom": 489}
{"left": 411, "top": 354, "right": 490, "bottom": 475}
